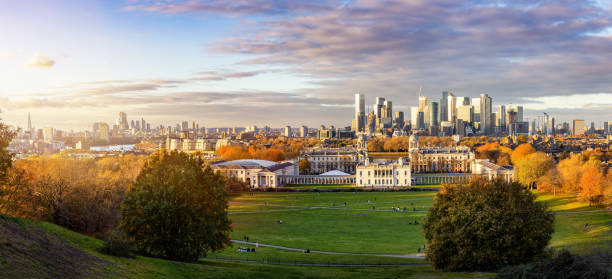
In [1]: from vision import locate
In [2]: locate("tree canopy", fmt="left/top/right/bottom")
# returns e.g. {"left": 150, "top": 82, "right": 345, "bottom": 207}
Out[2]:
{"left": 423, "top": 179, "right": 554, "bottom": 271}
{"left": 120, "top": 150, "right": 231, "bottom": 262}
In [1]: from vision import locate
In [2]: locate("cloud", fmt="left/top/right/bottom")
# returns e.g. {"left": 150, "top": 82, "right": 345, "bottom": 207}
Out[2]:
{"left": 24, "top": 53, "right": 55, "bottom": 67}
{"left": 191, "top": 70, "right": 268, "bottom": 81}
{"left": 124, "top": 0, "right": 338, "bottom": 15}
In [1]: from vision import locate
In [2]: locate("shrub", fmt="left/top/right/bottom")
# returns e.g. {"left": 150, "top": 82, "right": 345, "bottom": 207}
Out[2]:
{"left": 99, "top": 230, "right": 134, "bottom": 258}
{"left": 423, "top": 179, "right": 554, "bottom": 271}
{"left": 495, "top": 250, "right": 610, "bottom": 279}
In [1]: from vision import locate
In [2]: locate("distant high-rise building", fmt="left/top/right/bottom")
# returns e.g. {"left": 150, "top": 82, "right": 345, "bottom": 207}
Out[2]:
{"left": 479, "top": 94, "right": 492, "bottom": 134}
{"left": 447, "top": 92, "right": 456, "bottom": 122}
{"left": 117, "top": 112, "right": 129, "bottom": 131}
{"left": 181, "top": 121, "right": 189, "bottom": 132}
{"left": 496, "top": 105, "right": 506, "bottom": 133}
{"left": 299, "top": 126, "right": 308, "bottom": 137}
{"left": 418, "top": 95, "right": 428, "bottom": 112}
{"left": 394, "top": 111, "right": 404, "bottom": 128}
{"left": 141, "top": 118, "right": 146, "bottom": 132}
{"left": 353, "top": 93, "right": 366, "bottom": 132}
{"left": 572, "top": 120, "right": 586, "bottom": 135}
{"left": 43, "top": 127, "right": 54, "bottom": 143}
{"left": 457, "top": 105, "right": 473, "bottom": 123}
{"left": 374, "top": 97, "right": 385, "bottom": 118}
{"left": 284, "top": 125, "right": 292, "bottom": 137}
{"left": 27, "top": 112, "right": 32, "bottom": 132}
{"left": 427, "top": 102, "right": 439, "bottom": 129}
{"left": 605, "top": 121, "right": 611, "bottom": 135}
{"left": 410, "top": 106, "right": 419, "bottom": 129}
{"left": 440, "top": 91, "right": 450, "bottom": 122}
{"left": 93, "top": 122, "right": 110, "bottom": 144}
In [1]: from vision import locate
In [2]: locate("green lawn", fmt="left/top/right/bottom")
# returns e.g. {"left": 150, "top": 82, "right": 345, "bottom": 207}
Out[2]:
{"left": 227, "top": 191, "right": 612, "bottom": 257}
{"left": 3, "top": 190, "right": 608, "bottom": 279}
{"left": 3, "top": 216, "right": 493, "bottom": 279}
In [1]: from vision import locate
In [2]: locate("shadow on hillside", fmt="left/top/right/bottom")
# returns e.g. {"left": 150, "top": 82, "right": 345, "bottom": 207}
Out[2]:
{"left": 0, "top": 215, "right": 112, "bottom": 279}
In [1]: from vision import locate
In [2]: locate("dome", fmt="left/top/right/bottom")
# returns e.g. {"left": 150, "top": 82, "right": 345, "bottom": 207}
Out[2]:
{"left": 215, "top": 159, "right": 278, "bottom": 168}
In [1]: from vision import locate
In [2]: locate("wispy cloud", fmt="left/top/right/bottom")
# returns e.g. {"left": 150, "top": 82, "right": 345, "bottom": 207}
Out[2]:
{"left": 24, "top": 53, "right": 55, "bottom": 67}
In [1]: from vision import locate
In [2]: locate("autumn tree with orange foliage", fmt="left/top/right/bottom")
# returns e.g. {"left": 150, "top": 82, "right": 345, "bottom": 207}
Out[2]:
{"left": 578, "top": 166, "right": 605, "bottom": 206}
{"left": 511, "top": 143, "right": 536, "bottom": 165}
{"left": 476, "top": 142, "right": 512, "bottom": 165}
{"left": 557, "top": 154, "right": 585, "bottom": 193}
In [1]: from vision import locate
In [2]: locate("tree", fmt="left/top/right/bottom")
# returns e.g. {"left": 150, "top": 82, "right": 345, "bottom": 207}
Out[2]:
{"left": 537, "top": 168, "right": 562, "bottom": 195}
{"left": 558, "top": 154, "right": 584, "bottom": 193}
{"left": 119, "top": 150, "right": 231, "bottom": 261}
{"left": 604, "top": 172, "right": 612, "bottom": 212}
{"left": 510, "top": 143, "right": 535, "bottom": 165}
{"left": 514, "top": 152, "right": 555, "bottom": 189}
{"left": 298, "top": 159, "right": 311, "bottom": 175}
{"left": 423, "top": 179, "right": 554, "bottom": 271}
{"left": 578, "top": 166, "right": 605, "bottom": 206}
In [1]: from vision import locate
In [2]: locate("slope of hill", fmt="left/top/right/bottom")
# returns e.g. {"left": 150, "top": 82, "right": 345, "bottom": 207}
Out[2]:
{"left": 0, "top": 215, "right": 491, "bottom": 279}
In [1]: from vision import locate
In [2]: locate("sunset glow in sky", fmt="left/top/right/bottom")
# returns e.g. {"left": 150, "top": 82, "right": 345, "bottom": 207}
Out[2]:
{"left": 2, "top": 0, "right": 612, "bottom": 130}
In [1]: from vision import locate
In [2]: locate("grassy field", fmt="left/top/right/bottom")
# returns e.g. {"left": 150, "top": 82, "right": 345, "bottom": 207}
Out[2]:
{"left": 1, "top": 215, "right": 493, "bottom": 279}
{"left": 224, "top": 191, "right": 612, "bottom": 259}
{"left": 2, "top": 190, "right": 608, "bottom": 278}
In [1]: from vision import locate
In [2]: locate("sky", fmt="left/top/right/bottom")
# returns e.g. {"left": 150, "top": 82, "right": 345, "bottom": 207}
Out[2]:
{"left": 1, "top": 0, "right": 612, "bottom": 130}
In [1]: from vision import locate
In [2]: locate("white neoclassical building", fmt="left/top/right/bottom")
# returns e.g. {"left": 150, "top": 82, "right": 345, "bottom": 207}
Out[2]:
{"left": 356, "top": 157, "right": 412, "bottom": 187}
{"left": 211, "top": 159, "right": 298, "bottom": 188}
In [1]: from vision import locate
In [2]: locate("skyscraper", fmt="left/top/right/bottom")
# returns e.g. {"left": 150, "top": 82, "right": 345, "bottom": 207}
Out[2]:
{"left": 27, "top": 112, "right": 32, "bottom": 132}
{"left": 440, "top": 91, "right": 449, "bottom": 122}
{"left": 353, "top": 93, "right": 366, "bottom": 132}
{"left": 117, "top": 112, "right": 129, "bottom": 131}
{"left": 447, "top": 92, "right": 456, "bottom": 122}
{"left": 479, "top": 94, "right": 492, "bottom": 134}
{"left": 428, "top": 102, "right": 439, "bottom": 129}
{"left": 394, "top": 111, "right": 404, "bottom": 128}
{"left": 284, "top": 126, "right": 292, "bottom": 137}
{"left": 496, "top": 105, "right": 506, "bottom": 133}
{"left": 572, "top": 120, "right": 585, "bottom": 135}
{"left": 93, "top": 122, "right": 110, "bottom": 144}
{"left": 299, "top": 126, "right": 308, "bottom": 137}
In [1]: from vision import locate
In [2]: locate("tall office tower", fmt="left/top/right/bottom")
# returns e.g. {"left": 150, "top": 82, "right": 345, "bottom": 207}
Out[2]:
{"left": 440, "top": 91, "right": 450, "bottom": 122}
{"left": 378, "top": 100, "right": 393, "bottom": 129}
{"left": 427, "top": 102, "right": 439, "bottom": 129}
{"left": 447, "top": 92, "right": 456, "bottom": 122}
{"left": 299, "top": 126, "right": 308, "bottom": 137}
{"left": 410, "top": 106, "right": 419, "bottom": 129}
{"left": 550, "top": 117, "right": 555, "bottom": 136}
{"left": 572, "top": 120, "right": 585, "bottom": 135}
{"left": 27, "top": 112, "right": 32, "bottom": 132}
{"left": 496, "top": 105, "right": 506, "bottom": 133}
{"left": 607, "top": 121, "right": 612, "bottom": 134}
{"left": 394, "top": 111, "right": 404, "bottom": 128}
{"left": 479, "top": 94, "right": 492, "bottom": 134}
{"left": 366, "top": 111, "right": 376, "bottom": 135}
{"left": 516, "top": 106, "right": 524, "bottom": 122}
{"left": 353, "top": 93, "right": 366, "bottom": 132}
{"left": 457, "top": 105, "right": 473, "bottom": 123}
{"left": 374, "top": 97, "right": 385, "bottom": 118}
{"left": 418, "top": 95, "right": 428, "bottom": 112}
{"left": 117, "top": 112, "right": 129, "bottom": 130}
{"left": 135, "top": 121, "right": 140, "bottom": 131}
{"left": 181, "top": 121, "right": 188, "bottom": 131}
{"left": 147, "top": 123, "right": 151, "bottom": 132}
{"left": 417, "top": 112, "right": 425, "bottom": 130}
{"left": 130, "top": 120, "right": 136, "bottom": 130}
{"left": 458, "top": 96, "right": 471, "bottom": 106}
{"left": 141, "top": 118, "right": 146, "bottom": 132}
{"left": 284, "top": 125, "right": 292, "bottom": 137}
{"left": 43, "top": 127, "right": 54, "bottom": 143}
{"left": 605, "top": 121, "right": 610, "bottom": 135}
{"left": 92, "top": 122, "right": 110, "bottom": 143}
{"left": 590, "top": 122, "right": 595, "bottom": 133}
{"left": 543, "top": 113, "right": 550, "bottom": 136}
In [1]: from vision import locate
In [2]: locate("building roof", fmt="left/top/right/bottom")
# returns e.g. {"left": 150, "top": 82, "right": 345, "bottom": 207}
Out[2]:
{"left": 320, "top": 170, "right": 350, "bottom": 176}
{"left": 213, "top": 159, "right": 278, "bottom": 168}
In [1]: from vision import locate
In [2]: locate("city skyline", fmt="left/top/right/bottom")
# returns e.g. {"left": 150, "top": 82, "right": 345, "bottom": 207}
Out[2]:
{"left": 2, "top": 0, "right": 612, "bottom": 129}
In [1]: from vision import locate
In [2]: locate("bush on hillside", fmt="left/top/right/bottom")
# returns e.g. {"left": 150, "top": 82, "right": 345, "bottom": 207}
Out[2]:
{"left": 99, "top": 230, "right": 134, "bottom": 258}
{"left": 423, "top": 179, "right": 554, "bottom": 271}
{"left": 495, "top": 250, "right": 610, "bottom": 279}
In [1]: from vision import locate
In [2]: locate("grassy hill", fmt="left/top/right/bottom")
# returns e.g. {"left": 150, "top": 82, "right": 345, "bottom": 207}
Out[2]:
{"left": 0, "top": 214, "right": 491, "bottom": 279}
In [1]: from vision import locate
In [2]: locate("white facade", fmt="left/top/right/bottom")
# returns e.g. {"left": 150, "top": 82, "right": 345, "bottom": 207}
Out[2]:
{"left": 356, "top": 157, "right": 412, "bottom": 187}
{"left": 211, "top": 159, "right": 298, "bottom": 188}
